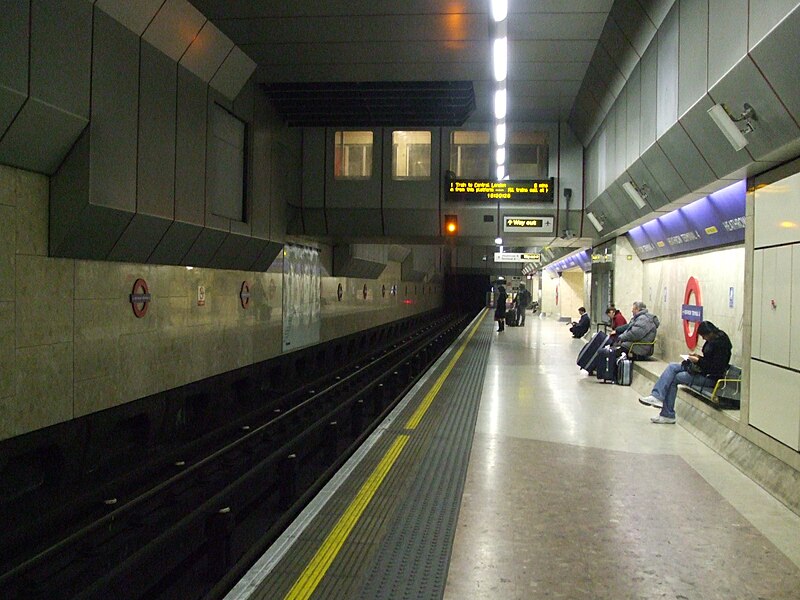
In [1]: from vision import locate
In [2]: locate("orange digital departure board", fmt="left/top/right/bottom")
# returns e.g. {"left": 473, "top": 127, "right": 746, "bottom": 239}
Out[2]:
{"left": 447, "top": 178, "right": 554, "bottom": 202}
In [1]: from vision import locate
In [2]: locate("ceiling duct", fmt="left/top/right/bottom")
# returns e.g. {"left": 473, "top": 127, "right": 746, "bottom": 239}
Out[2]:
{"left": 333, "top": 244, "right": 388, "bottom": 279}
{"left": 262, "top": 81, "right": 475, "bottom": 127}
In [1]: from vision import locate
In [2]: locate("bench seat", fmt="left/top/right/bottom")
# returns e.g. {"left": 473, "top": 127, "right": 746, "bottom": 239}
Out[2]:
{"left": 681, "top": 365, "right": 742, "bottom": 409}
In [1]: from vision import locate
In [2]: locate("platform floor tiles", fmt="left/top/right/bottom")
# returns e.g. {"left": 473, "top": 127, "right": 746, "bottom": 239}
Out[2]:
{"left": 443, "top": 314, "right": 800, "bottom": 600}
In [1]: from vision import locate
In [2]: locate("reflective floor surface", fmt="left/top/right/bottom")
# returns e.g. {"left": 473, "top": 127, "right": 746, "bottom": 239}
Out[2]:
{"left": 444, "top": 315, "right": 800, "bottom": 599}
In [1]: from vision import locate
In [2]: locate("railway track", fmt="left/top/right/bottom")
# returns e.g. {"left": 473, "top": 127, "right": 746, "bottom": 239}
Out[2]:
{"left": 0, "top": 311, "right": 472, "bottom": 599}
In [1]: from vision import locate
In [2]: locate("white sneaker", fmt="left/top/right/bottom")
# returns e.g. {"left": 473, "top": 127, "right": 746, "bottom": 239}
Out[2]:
{"left": 650, "top": 415, "right": 676, "bottom": 424}
{"left": 638, "top": 395, "right": 663, "bottom": 408}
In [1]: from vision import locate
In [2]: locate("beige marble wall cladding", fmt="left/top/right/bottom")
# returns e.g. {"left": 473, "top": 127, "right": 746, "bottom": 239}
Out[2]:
{"left": 320, "top": 277, "right": 442, "bottom": 341}
{"left": 71, "top": 262, "right": 286, "bottom": 417}
{"left": 1, "top": 164, "right": 443, "bottom": 441}
{"left": 613, "top": 236, "right": 644, "bottom": 312}
{"left": 642, "top": 246, "right": 745, "bottom": 364}
{"left": 559, "top": 269, "right": 585, "bottom": 320}
{"left": 541, "top": 272, "right": 559, "bottom": 316}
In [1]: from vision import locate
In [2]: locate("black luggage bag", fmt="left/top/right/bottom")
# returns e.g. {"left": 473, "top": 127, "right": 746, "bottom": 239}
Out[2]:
{"left": 577, "top": 332, "right": 609, "bottom": 372}
{"left": 616, "top": 355, "right": 632, "bottom": 386}
{"left": 506, "top": 307, "right": 519, "bottom": 326}
{"left": 595, "top": 346, "right": 617, "bottom": 382}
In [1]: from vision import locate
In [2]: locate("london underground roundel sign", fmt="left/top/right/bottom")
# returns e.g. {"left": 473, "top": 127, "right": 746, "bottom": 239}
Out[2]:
{"left": 682, "top": 277, "right": 703, "bottom": 349}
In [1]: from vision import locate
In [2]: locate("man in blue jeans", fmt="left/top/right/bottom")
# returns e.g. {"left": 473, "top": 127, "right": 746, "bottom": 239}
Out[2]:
{"left": 638, "top": 321, "right": 732, "bottom": 424}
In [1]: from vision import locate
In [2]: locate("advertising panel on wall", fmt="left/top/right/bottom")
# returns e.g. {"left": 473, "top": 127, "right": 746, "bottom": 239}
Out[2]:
{"left": 626, "top": 180, "right": 746, "bottom": 260}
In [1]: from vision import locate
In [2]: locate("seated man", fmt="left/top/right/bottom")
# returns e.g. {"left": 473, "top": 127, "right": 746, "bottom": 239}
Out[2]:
{"left": 569, "top": 307, "right": 590, "bottom": 338}
{"left": 612, "top": 301, "right": 659, "bottom": 359}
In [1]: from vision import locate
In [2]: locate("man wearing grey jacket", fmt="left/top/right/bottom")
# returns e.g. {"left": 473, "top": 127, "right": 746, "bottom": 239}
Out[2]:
{"left": 613, "top": 301, "right": 659, "bottom": 359}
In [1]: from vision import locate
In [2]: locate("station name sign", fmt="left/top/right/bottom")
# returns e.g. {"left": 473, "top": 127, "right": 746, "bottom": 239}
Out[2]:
{"left": 494, "top": 252, "right": 541, "bottom": 263}
{"left": 447, "top": 178, "right": 554, "bottom": 202}
{"left": 503, "top": 216, "right": 554, "bottom": 233}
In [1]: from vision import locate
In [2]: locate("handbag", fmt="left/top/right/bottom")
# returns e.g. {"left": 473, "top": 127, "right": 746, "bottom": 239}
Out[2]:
{"left": 682, "top": 359, "right": 703, "bottom": 375}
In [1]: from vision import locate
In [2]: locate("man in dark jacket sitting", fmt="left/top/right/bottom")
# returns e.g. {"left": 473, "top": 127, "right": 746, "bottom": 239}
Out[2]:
{"left": 569, "top": 307, "right": 590, "bottom": 338}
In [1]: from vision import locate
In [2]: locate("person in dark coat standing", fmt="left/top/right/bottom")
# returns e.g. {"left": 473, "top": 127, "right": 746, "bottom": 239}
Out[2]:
{"left": 494, "top": 285, "right": 507, "bottom": 332}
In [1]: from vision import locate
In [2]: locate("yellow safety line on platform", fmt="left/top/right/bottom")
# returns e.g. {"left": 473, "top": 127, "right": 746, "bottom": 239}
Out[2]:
{"left": 284, "top": 434, "right": 410, "bottom": 600}
{"left": 404, "top": 309, "right": 487, "bottom": 429}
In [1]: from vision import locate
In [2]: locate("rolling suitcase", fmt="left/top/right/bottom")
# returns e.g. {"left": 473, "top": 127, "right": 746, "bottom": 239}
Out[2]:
{"left": 577, "top": 332, "right": 609, "bottom": 371}
{"left": 506, "top": 307, "right": 518, "bottom": 326}
{"left": 616, "top": 354, "right": 632, "bottom": 386}
{"left": 595, "top": 346, "right": 617, "bottom": 382}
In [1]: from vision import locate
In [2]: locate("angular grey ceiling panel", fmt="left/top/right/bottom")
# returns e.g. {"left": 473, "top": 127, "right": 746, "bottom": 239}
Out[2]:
{"left": 748, "top": 0, "right": 799, "bottom": 48}
{"left": 175, "top": 67, "right": 207, "bottom": 226}
{"left": 210, "top": 46, "right": 256, "bottom": 101}
{"left": 147, "top": 221, "right": 202, "bottom": 265}
{"left": 639, "top": 42, "right": 658, "bottom": 152}
{"left": 300, "top": 209, "right": 327, "bottom": 236}
{"left": 606, "top": 180, "right": 645, "bottom": 224}
{"left": 638, "top": 0, "right": 675, "bottom": 29}
{"left": 614, "top": 94, "right": 628, "bottom": 178}
{"left": 626, "top": 160, "right": 669, "bottom": 210}
{"left": 0, "top": 99, "right": 89, "bottom": 174}
{"left": 327, "top": 209, "right": 383, "bottom": 238}
{"left": 388, "top": 245, "right": 411, "bottom": 263}
{"left": 708, "top": 55, "right": 800, "bottom": 163}
{"left": 640, "top": 142, "right": 689, "bottom": 202}
{"left": 610, "top": 0, "right": 657, "bottom": 57}
{"left": 678, "top": 0, "right": 709, "bottom": 117}
{"left": 31, "top": 0, "right": 92, "bottom": 117}
{"left": 707, "top": 0, "right": 748, "bottom": 88}
{"left": 182, "top": 227, "right": 227, "bottom": 266}
{"left": 600, "top": 16, "right": 639, "bottom": 79}
{"left": 750, "top": 6, "right": 800, "bottom": 130}
{"left": 250, "top": 241, "right": 282, "bottom": 272}
{"left": 108, "top": 213, "right": 171, "bottom": 263}
{"left": 0, "top": 87, "right": 26, "bottom": 144}
{"left": 142, "top": 0, "right": 206, "bottom": 62}
{"left": 625, "top": 64, "right": 642, "bottom": 167}
{"left": 51, "top": 204, "right": 133, "bottom": 260}
{"left": 0, "top": 0, "right": 91, "bottom": 174}
{"left": 95, "top": 0, "right": 164, "bottom": 36}
{"left": 0, "top": 0, "right": 29, "bottom": 109}
{"left": 180, "top": 21, "right": 234, "bottom": 83}
{"left": 237, "top": 237, "right": 269, "bottom": 270}
{"left": 655, "top": 4, "right": 678, "bottom": 138}
{"left": 301, "top": 128, "right": 326, "bottom": 209}
{"left": 90, "top": 9, "right": 139, "bottom": 212}
{"left": 208, "top": 231, "right": 250, "bottom": 269}
{"left": 138, "top": 42, "right": 177, "bottom": 220}
{"left": 679, "top": 94, "right": 752, "bottom": 179}
{"left": 50, "top": 129, "right": 90, "bottom": 254}
{"left": 384, "top": 209, "right": 439, "bottom": 238}
{"left": 333, "top": 244, "right": 387, "bottom": 279}
{"left": 656, "top": 122, "right": 716, "bottom": 193}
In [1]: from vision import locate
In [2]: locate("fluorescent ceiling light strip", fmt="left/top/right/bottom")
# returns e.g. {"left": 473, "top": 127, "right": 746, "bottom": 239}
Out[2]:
{"left": 493, "top": 37, "right": 507, "bottom": 81}
{"left": 491, "top": 0, "right": 508, "bottom": 22}
{"left": 494, "top": 88, "right": 506, "bottom": 119}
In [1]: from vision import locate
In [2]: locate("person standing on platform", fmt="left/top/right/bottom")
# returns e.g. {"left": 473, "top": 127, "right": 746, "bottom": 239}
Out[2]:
{"left": 494, "top": 285, "right": 508, "bottom": 332}
{"left": 514, "top": 284, "right": 532, "bottom": 326}
{"left": 639, "top": 321, "right": 732, "bottom": 424}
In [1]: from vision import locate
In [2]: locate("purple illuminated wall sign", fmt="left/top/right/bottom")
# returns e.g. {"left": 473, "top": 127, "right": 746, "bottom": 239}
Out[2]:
{"left": 626, "top": 181, "right": 745, "bottom": 261}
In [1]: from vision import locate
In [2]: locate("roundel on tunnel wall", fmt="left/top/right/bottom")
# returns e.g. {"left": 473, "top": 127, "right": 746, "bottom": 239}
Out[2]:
{"left": 682, "top": 277, "right": 703, "bottom": 349}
